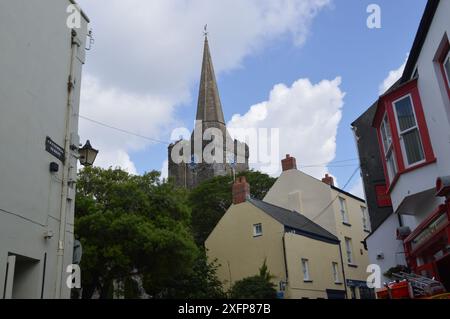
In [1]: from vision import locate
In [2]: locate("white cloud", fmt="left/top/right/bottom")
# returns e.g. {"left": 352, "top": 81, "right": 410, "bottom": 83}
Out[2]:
{"left": 75, "top": 0, "right": 331, "bottom": 173}
{"left": 378, "top": 56, "right": 408, "bottom": 95}
{"left": 94, "top": 149, "right": 138, "bottom": 175}
{"left": 228, "top": 77, "right": 345, "bottom": 178}
{"left": 79, "top": 74, "right": 176, "bottom": 172}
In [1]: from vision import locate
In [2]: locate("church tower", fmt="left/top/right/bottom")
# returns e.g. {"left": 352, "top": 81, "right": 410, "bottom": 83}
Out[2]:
{"left": 168, "top": 35, "right": 249, "bottom": 189}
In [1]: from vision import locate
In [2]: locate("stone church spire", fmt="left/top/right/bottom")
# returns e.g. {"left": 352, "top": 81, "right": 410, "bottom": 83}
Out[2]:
{"left": 196, "top": 36, "right": 225, "bottom": 125}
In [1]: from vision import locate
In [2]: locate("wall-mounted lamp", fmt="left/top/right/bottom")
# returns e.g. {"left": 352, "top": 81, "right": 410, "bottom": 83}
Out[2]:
{"left": 79, "top": 140, "right": 99, "bottom": 167}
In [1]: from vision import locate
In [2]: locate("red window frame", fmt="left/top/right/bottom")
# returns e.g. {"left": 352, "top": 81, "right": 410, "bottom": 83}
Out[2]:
{"left": 438, "top": 41, "right": 450, "bottom": 101}
{"left": 373, "top": 79, "right": 436, "bottom": 191}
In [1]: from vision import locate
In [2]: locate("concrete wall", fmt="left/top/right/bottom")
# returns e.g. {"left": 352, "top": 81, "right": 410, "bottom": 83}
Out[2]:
{"left": 0, "top": 0, "right": 88, "bottom": 298}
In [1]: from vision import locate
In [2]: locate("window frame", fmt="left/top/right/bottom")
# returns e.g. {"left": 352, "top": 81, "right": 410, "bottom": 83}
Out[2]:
{"left": 253, "top": 223, "right": 262, "bottom": 237}
{"left": 391, "top": 94, "right": 426, "bottom": 169}
{"left": 338, "top": 197, "right": 349, "bottom": 224}
{"left": 443, "top": 51, "right": 450, "bottom": 88}
{"left": 301, "top": 258, "right": 311, "bottom": 282}
{"left": 332, "top": 262, "right": 340, "bottom": 283}
{"left": 361, "top": 206, "right": 370, "bottom": 232}
{"left": 345, "top": 237, "right": 354, "bottom": 265}
{"left": 380, "top": 113, "right": 398, "bottom": 181}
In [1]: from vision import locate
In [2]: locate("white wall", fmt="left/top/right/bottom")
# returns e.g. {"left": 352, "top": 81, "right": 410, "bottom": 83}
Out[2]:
{"left": 367, "top": 214, "right": 417, "bottom": 284}
{"left": 0, "top": 0, "right": 88, "bottom": 298}
{"left": 390, "top": 0, "right": 450, "bottom": 214}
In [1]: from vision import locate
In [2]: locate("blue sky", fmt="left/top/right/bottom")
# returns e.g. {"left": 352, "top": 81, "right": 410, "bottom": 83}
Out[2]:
{"left": 78, "top": 0, "right": 427, "bottom": 197}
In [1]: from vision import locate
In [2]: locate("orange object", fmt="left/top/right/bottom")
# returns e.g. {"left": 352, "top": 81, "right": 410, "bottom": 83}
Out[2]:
{"left": 389, "top": 281, "right": 411, "bottom": 299}
{"left": 376, "top": 288, "right": 389, "bottom": 299}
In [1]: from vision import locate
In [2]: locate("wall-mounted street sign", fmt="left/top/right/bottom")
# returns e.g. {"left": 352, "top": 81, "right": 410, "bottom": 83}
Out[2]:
{"left": 45, "top": 136, "right": 65, "bottom": 163}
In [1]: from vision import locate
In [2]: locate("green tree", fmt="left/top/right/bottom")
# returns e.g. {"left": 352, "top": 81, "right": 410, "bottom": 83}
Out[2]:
{"left": 189, "top": 171, "right": 276, "bottom": 245}
{"left": 75, "top": 167, "right": 198, "bottom": 298}
{"left": 230, "top": 260, "right": 277, "bottom": 299}
{"left": 159, "top": 249, "right": 226, "bottom": 299}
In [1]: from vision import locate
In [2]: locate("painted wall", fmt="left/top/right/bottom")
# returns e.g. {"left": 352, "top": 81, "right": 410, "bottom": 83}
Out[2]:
{"left": 284, "top": 233, "right": 344, "bottom": 299}
{"left": 205, "top": 202, "right": 287, "bottom": 293}
{"left": 330, "top": 188, "right": 371, "bottom": 296}
{"left": 263, "top": 169, "right": 371, "bottom": 297}
{"left": 366, "top": 213, "right": 418, "bottom": 283}
{"left": 263, "top": 170, "right": 337, "bottom": 236}
{"left": 205, "top": 201, "right": 346, "bottom": 299}
{"left": 0, "top": 0, "right": 88, "bottom": 298}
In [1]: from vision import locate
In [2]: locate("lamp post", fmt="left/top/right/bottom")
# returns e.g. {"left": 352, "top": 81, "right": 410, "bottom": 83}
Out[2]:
{"left": 78, "top": 140, "right": 99, "bottom": 167}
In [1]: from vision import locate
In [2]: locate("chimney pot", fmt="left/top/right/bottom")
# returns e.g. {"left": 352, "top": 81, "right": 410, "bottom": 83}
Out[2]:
{"left": 322, "top": 174, "right": 334, "bottom": 186}
{"left": 281, "top": 154, "right": 297, "bottom": 171}
{"left": 232, "top": 176, "right": 250, "bottom": 205}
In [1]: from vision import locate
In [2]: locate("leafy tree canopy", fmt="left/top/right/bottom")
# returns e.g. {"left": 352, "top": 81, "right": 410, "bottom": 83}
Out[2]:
{"left": 75, "top": 167, "right": 198, "bottom": 298}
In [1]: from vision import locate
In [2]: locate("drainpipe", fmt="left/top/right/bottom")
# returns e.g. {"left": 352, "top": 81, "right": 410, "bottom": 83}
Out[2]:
{"left": 338, "top": 242, "right": 349, "bottom": 299}
{"left": 282, "top": 232, "right": 289, "bottom": 297}
{"left": 54, "top": 29, "right": 80, "bottom": 298}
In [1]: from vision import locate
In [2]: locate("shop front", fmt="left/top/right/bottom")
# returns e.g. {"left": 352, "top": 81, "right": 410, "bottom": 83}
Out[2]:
{"left": 403, "top": 177, "right": 450, "bottom": 291}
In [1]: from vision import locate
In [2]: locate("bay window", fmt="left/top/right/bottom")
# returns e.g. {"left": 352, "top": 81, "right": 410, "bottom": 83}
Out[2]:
{"left": 392, "top": 95, "right": 425, "bottom": 167}
{"left": 373, "top": 79, "right": 435, "bottom": 189}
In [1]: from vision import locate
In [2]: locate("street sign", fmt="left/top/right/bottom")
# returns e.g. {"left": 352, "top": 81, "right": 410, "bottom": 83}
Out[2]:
{"left": 45, "top": 136, "right": 65, "bottom": 163}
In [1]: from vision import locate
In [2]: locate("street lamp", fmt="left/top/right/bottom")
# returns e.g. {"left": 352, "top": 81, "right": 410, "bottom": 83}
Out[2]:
{"left": 79, "top": 140, "right": 98, "bottom": 167}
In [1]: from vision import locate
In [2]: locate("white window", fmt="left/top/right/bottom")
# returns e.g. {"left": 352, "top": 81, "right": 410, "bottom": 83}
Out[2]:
{"left": 345, "top": 237, "right": 354, "bottom": 264}
{"left": 380, "top": 114, "right": 398, "bottom": 180}
{"left": 253, "top": 223, "right": 262, "bottom": 237}
{"left": 332, "top": 262, "right": 340, "bottom": 283}
{"left": 393, "top": 95, "right": 425, "bottom": 167}
{"left": 361, "top": 206, "right": 370, "bottom": 232}
{"left": 301, "top": 259, "right": 310, "bottom": 281}
{"left": 339, "top": 197, "right": 349, "bottom": 224}
{"left": 444, "top": 51, "right": 450, "bottom": 87}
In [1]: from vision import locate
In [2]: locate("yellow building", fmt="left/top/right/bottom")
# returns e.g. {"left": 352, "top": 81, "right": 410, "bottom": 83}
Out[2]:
{"left": 206, "top": 177, "right": 348, "bottom": 299}
{"left": 263, "top": 155, "right": 373, "bottom": 299}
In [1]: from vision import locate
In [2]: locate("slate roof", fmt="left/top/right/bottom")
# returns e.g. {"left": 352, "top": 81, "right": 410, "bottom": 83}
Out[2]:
{"left": 248, "top": 198, "right": 340, "bottom": 244}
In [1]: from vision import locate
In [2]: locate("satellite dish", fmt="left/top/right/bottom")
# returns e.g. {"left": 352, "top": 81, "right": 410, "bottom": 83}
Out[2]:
{"left": 73, "top": 240, "right": 82, "bottom": 265}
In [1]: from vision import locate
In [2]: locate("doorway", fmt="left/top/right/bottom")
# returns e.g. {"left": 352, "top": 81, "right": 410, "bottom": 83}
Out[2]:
{"left": 436, "top": 253, "right": 450, "bottom": 292}
{"left": 4, "top": 254, "right": 40, "bottom": 299}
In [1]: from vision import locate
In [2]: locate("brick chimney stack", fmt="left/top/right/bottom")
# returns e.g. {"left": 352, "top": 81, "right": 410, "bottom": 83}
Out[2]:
{"left": 232, "top": 176, "right": 250, "bottom": 205}
{"left": 281, "top": 154, "right": 297, "bottom": 172}
{"left": 322, "top": 174, "right": 334, "bottom": 186}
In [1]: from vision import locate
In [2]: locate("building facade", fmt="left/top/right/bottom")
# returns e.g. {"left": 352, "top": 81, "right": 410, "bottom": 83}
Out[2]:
{"left": 0, "top": 0, "right": 89, "bottom": 298}
{"left": 353, "top": 0, "right": 450, "bottom": 288}
{"left": 206, "top": 177, "right": 347, "bottom": 299}
{"left": 263, "top": 155, "right": 373, "bottom": 299}
{"left": 168, "top": 36, "right": 249, "bottom": 189}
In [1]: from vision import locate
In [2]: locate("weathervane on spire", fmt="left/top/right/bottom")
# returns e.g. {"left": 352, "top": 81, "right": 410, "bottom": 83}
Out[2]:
{"left": 203, "top": 24, "right": 208, "bottom": 38}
